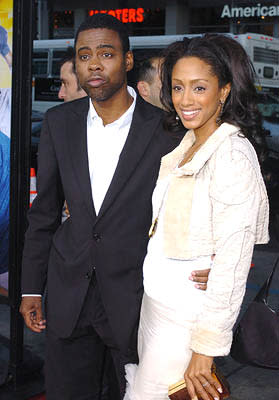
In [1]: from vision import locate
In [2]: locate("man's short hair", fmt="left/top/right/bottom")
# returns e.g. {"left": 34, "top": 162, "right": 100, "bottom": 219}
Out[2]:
{"left": 137, "top": 57, "right": 160, "bottom": 85}
{"left": 60, "top": 46, "right": 75, "bottom": 72}
{"left": 75, "top": 14, "right": 130, "bottom": 54}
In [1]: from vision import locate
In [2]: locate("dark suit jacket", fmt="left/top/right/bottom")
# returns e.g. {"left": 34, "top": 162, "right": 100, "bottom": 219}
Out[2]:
{"left": 21, "top": 95, "right": 182, "bottom": 359}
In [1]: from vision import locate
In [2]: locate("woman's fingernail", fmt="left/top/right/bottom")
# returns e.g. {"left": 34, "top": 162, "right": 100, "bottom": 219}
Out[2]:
{"left": 189, "top": 276, "right": 193, "bottom": 281}
{"left": 217, "top": 387, "right": 223, "bottom": 393}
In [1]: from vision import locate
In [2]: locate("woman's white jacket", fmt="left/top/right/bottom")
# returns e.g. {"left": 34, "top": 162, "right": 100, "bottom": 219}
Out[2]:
{"left": 156, "top": 122, "right": 269, "bottom": 355}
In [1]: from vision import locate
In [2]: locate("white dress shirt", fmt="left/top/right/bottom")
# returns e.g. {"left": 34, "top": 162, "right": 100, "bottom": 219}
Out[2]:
{"left": 87, "top": 86, "right": 136, "bottom": 214}
{"left": 23, "top": 86, "right": 137, "bottom": 296}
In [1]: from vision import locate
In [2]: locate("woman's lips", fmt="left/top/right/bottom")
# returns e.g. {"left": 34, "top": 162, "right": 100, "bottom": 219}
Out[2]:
{"left": 181, "top": 109, "right": 200, "bottom": 120}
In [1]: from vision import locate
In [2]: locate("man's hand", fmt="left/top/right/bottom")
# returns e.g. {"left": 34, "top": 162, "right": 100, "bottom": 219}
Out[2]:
{"left": 189, "top": 269, "right": 210, "bottom": 290}
{"left": 189, "top": 255, "right": 214, "bottom": 291}
{"left": 20, "top": 296, "right": 46, "bottom": 333}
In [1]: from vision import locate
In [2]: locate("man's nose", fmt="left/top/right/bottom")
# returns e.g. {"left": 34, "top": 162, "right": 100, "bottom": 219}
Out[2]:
{"left": 88, "top": 56, "right": 103, "bottom": 71}
{"left": 58, "top": 85, "right": 65, "bottom": 100}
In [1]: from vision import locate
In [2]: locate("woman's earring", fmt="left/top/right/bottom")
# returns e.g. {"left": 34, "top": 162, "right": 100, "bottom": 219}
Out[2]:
{"left": 175, "top": 114, "right": 180, "bottom": 121}
{"left": 216, "top": 100, "right": 224, "bottom": 126}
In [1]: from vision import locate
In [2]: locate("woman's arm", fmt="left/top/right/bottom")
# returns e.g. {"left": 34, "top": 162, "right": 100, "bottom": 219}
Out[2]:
{"left": 191, "top": 147, "right": 264, "bottom": 355}
{"left": 185, "top": 143, "right": 268, "bottom": 399}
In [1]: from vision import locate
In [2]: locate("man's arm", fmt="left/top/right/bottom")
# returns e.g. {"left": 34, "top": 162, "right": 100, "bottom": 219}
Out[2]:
{"left": 190, "top": 268, "right": 210, "bottom": 290}
{"left": 190, "top": 255, "right": 214, "bottom": 290}
{"left": 21, "top": 113, "right": 64, "bottom": 293}
{"left": 20, "top": 111, "right": 64, "bottom": 331}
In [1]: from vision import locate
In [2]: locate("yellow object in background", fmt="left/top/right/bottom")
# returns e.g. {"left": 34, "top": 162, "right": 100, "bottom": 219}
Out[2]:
{"left": 0, "top": 0, "right": 13, "bottom": 88}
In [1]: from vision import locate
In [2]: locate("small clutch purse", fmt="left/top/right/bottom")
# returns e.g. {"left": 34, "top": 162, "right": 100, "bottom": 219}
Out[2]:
{"left": 168, "top": 364, "right": 230, "bottom": 400}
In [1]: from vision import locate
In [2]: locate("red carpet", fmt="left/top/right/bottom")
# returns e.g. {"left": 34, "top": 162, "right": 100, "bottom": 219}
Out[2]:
{"left": 28, "top": 394, "right": 45, "bottom": 400}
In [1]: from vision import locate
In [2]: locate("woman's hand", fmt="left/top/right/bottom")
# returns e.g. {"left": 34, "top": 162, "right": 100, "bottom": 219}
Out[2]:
{"left": 184, "top": 352, "right": 222, "bottom": 400}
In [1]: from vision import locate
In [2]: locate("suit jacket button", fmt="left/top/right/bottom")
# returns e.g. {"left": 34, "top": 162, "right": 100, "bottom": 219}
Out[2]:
{"left": 85, "top": 267, "right": 95, "bottom": 279}
{"left": 93, "top": 233, "right": 101, "bottom": 242}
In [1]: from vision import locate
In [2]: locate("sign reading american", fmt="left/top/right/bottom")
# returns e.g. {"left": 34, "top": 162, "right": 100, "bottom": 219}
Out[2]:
{"left": 221, "top": 3, "right": 279, "bottom": 18}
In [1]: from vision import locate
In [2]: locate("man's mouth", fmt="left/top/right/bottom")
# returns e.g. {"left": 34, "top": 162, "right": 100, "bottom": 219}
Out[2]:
{"left": 87, "top": 77, "right": 106, "bottom": 88}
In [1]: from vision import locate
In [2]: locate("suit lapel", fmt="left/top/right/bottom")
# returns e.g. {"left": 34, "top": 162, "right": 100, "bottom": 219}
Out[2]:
{"left": 67, "top": 97, "right": 96, "bottom": 220}
{"left": 95, "top": 97, "right": 160, "bottom": 223}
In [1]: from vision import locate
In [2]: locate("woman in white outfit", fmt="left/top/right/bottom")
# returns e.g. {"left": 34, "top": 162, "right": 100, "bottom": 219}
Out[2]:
{"left": 124, "top": 34, "right": 269, "bottom": 400}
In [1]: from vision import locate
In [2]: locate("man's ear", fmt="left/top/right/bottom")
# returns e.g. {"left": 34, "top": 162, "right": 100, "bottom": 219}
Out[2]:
{"left": 125, "top": 51, "right": 134, "bottom": 72}
{"left": 137, "top": 81, "right": 150, "bottom": 101}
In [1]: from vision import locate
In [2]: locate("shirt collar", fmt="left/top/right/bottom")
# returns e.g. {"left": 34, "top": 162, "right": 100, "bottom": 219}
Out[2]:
{"left": 88, "top": 86, "right": 137, "bottom": 129}
{"left": 178, "top": 123, "right": 241, "bottom": 176}
{"left": 159, "top": 123, "right": 241, "bottom": 179}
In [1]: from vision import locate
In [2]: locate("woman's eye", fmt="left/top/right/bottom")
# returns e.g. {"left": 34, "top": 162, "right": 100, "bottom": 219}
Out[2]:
{"left": 103, "top": 52, "right": 112, "bottom": 58}
{"left": 172, "top": 85, "right": 182, "bottom": 92}
{"left": 194, "top": 86, "right": 205, "bottom": 92}
{"left": 80, "top": 54, "right": 89, "bottom": 61}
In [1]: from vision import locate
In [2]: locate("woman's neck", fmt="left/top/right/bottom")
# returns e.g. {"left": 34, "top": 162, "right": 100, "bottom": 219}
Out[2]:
{"left": 193, "top": 122, "right": 219, "bottom": 145}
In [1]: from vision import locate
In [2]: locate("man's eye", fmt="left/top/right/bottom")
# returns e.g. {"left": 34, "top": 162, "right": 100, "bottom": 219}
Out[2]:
{"left": 103, "top": 53, "right": 112, "bottom": 58}
{"left": 80, "top": 54, "right": 89, "bottom": 61}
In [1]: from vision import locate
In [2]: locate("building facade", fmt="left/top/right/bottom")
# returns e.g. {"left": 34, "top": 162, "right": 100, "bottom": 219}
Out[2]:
{"left": 35, "top": 0, "right": 279, "bottom": 40}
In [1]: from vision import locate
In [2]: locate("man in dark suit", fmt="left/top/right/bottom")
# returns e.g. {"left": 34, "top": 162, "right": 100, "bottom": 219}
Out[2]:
{"left": 20, "top": 15, "right": 209, "bottom": 400}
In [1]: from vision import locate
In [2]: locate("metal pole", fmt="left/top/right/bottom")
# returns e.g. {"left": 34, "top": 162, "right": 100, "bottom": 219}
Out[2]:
{"left": 37, "top": 0, "right": 42, "bottom": 40}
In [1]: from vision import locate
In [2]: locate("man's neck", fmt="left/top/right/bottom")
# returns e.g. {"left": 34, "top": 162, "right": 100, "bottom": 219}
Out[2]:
{"left": 92, "top": 86, "right": 134, "bottom": 126}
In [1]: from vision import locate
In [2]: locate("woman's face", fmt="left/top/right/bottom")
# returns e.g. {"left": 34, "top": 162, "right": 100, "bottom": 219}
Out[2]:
{"left": 171, "top": 56, "right": 230, "bottom": 137}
